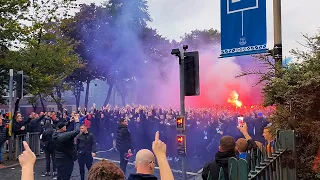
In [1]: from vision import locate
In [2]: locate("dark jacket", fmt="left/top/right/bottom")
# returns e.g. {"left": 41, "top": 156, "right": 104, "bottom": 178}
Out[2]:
{"left": 76, "top": 132, "right": 96, "bottom": 154}
{"left": 52, "top": 122, "right": 80, "bottom": 160}
{"left": 116, "top": 124, "right": 132, "bottom": 151}
{"left": 128, "top": 173, "right": 158, "bottom": 180}
{"left": 28, "top": 115, "right": 45, "bottom": 133}
{"left": 41, "top": 127, "right": 55, "bottom": 152}
{"left": 13, "top": 118, "right": 31, "bottom": 136}
{"left": 202, "top": 151, "right": 236, "bottom": 180}
{"left": 0, "top": 124, "right": 9, "bottom": 144}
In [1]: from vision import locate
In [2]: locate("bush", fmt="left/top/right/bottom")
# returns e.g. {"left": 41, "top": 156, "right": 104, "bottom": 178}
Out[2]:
{"left": 262, "top": 34, "right": 320, "bottom": 179}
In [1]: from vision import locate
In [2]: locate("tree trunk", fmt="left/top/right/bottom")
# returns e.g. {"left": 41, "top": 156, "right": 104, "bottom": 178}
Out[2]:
{"left": 33, "top": 105, "right": 37, "bottom": 112}
{"left": 120, "top": 92, "right": 126, "bottom": 106}
{"left": 52, "top": 87, "right": 63, "bottom": 113}
{"left": 39, "top": 94, "right": 46, "bottom": 112}
{"left": 75, "top": 94, "right": 80, "bottom": 111}
{"left": 84, "top": 79, "right": 90, "bottom": 110}
{"left": 104, "top": 83, "right": 114, "bottom": 106}
{"left": 113, "top": 88, "right": 116, "bottom": 106}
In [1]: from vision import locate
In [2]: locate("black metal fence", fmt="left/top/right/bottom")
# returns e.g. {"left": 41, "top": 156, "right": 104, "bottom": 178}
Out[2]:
{"left": 207, "top": 130, "right": 297, "bottom": 180}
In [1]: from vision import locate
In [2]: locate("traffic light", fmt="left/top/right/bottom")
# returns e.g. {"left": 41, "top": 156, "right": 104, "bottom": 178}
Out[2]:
{"left": 184, "top": 51, "right": 200, "bottom": 96}
{"left": 177, "top": 134, "right": 186, "bottom": 155}
{"left": 15, "top": 71, "right": 29, "bottom": 99}
{"left": 16, "top": 71, "right": 23, "bottom": 99}
{"left": 176, "top": 116, "right": 185, "bottom": 131}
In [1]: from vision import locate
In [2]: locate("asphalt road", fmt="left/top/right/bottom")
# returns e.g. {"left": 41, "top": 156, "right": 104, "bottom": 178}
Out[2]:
{"left": 0, "top": 150, "right": 203, "bottom": 180}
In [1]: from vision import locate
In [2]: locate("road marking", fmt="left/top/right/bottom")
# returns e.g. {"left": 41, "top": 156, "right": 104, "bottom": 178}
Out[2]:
{"left": 93, "top": 157, "right": 199, "bottom": 176}
{"left": 95, "top": 150, "right": 109, "bottom": 153}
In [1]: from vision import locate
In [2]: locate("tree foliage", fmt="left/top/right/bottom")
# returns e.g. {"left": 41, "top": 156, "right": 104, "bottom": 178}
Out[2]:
{"left": 0, "top": 0, "right": 30, "bottom": 104}
{"left": 180, "top": 29, "right": 220, "bottom": 50}
{"left": 0, "top": 0, "right": 79, "bottom": 105}
{"left": 61, "top": 1, "right": 170, "bottom": 106}
{"left": 3, "top": 38, "right": 80, "bottom": 92}
{"left": 259, "top": 33, "right": 320, "bottom": 179}
{"left": 0, "top": 0, "right": 29, "bottom": 50}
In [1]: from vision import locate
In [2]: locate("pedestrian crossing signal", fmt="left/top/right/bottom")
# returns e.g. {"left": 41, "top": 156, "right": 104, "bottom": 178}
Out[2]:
{"left": 176, "top": 116, "right": 185, "bottom": 131}
{"left": 177, "top": 135, "right": 186, "bottom": 145}
{"left": 177, "top": 134, "right": 186, "bottom": 155}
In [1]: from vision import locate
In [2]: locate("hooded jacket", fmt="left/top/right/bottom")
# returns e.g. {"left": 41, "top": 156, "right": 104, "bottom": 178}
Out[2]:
{"left": 128, "top": 173, "right": 158, "bottom": 180}
{"left": 202, "top": 151, "right": 236, "bottom": 180}
{"left": 116, "top": 124, "right": 132, "bottom": 151}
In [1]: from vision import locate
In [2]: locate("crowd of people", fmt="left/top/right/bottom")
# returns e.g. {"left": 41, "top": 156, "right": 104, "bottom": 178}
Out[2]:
{"left": 0, "top": 103, "right": 276, "bottom": 180}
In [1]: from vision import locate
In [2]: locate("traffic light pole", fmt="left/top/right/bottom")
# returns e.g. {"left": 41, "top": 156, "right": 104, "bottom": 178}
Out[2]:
{"left": 8, "top": 69, "right": 13, "bottom": 160}
{"left": 179, "top": 48, "right": 187, "bottom": 180}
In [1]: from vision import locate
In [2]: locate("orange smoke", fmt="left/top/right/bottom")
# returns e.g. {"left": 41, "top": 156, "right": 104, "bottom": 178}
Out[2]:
{"left": 227, "top": 90, "right": 243, "bottom": 108}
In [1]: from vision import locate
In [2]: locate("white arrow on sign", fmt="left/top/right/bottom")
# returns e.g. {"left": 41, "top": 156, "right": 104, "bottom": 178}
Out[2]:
{"left": 232, "top": 0, "right": 241, "bottom": 2}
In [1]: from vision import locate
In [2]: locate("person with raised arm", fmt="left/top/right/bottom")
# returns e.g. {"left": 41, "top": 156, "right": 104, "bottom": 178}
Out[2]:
{"left": 52, "top": 114, "right": 80, "bottom": 180}
{"left": 152, "top": 131, "right": 174, "bottom": 180}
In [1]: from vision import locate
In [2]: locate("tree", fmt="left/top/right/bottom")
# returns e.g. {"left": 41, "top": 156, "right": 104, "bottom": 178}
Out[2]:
{"left": 241, "top": 33, "right": 320, "bottom": 179}
{"left": 180, "top": 29, "right": 220, "bottom": 50}
{"left": 102, "top": 0, "right": 168, "bottom": 105}
{"left": 2, "top": 36, "right": 81, "bottom": 112}
{"left": 0, "top": 0, "right": 29, "bottom": 50}
{"left": 61, "top": 3, "right": 109, "bottom": 109}
{"left": 62, "top": 1, "right": 166, "bottom": 106}
{"left": 0, "top": 0, "right": 30, "bottom": 104}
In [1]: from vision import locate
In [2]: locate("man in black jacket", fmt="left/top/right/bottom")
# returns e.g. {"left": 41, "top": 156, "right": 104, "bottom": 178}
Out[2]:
{"left": 202, "top": 136, "right": 236, "bottom": 180}
{"left": 76, "top": 124, "right": 96, "bottom": 180}
{"left": 41, "top": 122, "right": 56, "bottom": 177}
{"left": 28, "top": 112, "right": 45, "bottom": 133}
{"left": 116, "top": 118, "right": 132, "bottom": 174}
{"left": 0, "top": 114, "right": 9, "bottom": 163}
{"left": 13, "top": 112, "right": 31, "bottom": 136}
{"left": 52, "top": 114, "right": 80, "bottom": 180}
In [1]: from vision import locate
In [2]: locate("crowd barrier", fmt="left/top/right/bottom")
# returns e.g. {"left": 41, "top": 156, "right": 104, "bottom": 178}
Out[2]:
{"left": 208, "top": 130, "right": 297, "bottom": 180}
{"left": 14, "top": 132, "right": 41, "bottom": 159}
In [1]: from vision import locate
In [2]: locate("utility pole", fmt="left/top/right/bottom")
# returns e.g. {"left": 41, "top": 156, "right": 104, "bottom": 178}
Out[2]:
{"left": 8, "top": 69, "right": 13, "bottom": 160}
{"left": 273, "top": 0, "right": 282, "bottom": 77}
{"left": 179, "top": 47, "right": 187, "bottom": 180}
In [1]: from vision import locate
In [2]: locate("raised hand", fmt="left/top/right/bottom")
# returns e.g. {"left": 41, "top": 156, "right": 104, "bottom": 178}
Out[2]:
{"left": 19, "top": 141, "right": 36, "bottom": 168}
{"left": 152, "top": 131, "right": 166, "bottom": 157}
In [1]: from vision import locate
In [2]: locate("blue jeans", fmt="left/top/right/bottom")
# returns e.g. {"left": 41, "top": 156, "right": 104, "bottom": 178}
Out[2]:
{"left": 0, "top": 143, "right": 3, "bottom": 162}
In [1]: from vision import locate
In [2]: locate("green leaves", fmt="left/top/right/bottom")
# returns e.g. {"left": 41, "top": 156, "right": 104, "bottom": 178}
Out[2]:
{"left": 261, "top": 33, "right": 320, "bottom": 179}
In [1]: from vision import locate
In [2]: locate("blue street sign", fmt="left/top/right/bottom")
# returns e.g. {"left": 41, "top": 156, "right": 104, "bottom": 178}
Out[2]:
{"left": 220, "top": 0, "right": 267, "bottom": 58}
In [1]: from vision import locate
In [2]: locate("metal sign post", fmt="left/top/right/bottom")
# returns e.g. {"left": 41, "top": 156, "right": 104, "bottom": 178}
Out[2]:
{"left": 220, "top": 0, "right": 267, "bottom": 57}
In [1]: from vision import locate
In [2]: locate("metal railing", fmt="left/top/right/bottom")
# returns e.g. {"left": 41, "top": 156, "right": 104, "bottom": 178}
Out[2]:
{"left": 208, "top": 130, "right": 297, "bottom": 180}
{"left": 14, "top": 132, "right": 41, "bottom": 159}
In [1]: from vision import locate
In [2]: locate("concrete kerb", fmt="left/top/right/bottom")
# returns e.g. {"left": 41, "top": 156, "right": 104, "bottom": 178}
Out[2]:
{"left": 0, "top": 156, "right": 45, "bottom": 170}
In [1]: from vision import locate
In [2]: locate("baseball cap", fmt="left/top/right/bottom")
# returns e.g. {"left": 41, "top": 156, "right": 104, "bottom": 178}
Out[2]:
{"left": 56, "top": 122, "right": 67, "bottom": 129}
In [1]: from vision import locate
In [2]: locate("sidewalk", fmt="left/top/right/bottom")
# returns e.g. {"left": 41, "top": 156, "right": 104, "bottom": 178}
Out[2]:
{"left": 0, "top": 153, "right": 45, "bottom": 169}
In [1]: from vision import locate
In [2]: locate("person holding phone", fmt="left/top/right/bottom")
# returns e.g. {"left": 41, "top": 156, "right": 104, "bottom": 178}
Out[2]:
{"left": 237, "top": 116, "right": 245, "bottom": 127}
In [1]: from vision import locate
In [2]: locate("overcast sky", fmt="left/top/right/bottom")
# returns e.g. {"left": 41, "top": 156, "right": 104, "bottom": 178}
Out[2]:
{"left": 76, "top": 0, "right": 320, "bottom": 58}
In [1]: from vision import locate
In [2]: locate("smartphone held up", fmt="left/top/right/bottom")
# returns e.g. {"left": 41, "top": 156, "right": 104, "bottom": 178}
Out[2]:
{"left": 237, "top": 116, "right": 244, "bottom": 127}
